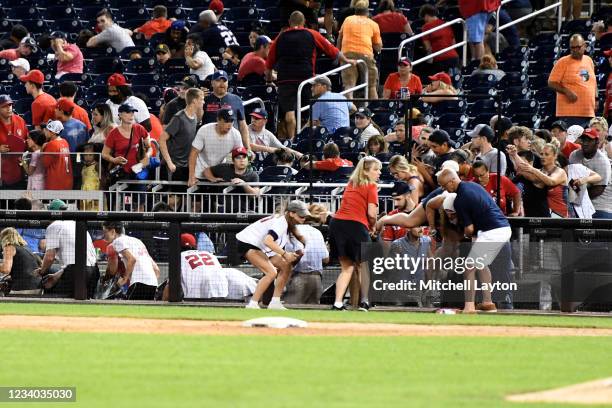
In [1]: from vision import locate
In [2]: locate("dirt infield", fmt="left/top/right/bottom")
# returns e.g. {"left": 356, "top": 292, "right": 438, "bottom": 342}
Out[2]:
{"left": 2, "top": 315, "right": 612, "bottom": 337}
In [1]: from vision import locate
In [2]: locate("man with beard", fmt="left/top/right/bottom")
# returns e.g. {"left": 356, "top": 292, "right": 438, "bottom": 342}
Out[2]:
{"left": 0, "top": 95, "right": 28, "bottom": 189}
{"left": 164, "top": 20, "right": 188, "bottom": 59}
{"left": 382, "top": 181, "right": 416, "bottom": 241}
{"left": 105, "top": 73, "right": 151, "bottom": 131}
{"left": 548, "top": 34, "right": 597, "bottom": 128}
{"left": 203, "top": 70, "right": 249, "bottom": 149}
{"left": 188, "top": 108, "right": 244, "bottom": 187}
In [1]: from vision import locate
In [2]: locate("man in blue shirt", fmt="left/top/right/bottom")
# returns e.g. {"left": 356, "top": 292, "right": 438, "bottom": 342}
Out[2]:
{"left": 437, "top": 168, "right": 512, "bottom": 314}
{"left": 311, "top": 76, "right": 354, "bottom": 134}
{"left": 55, "top": 99, "right": 88, "bottom": 152}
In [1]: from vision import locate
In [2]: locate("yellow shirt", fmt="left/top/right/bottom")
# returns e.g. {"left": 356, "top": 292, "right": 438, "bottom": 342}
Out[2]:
{"left": 340, "top": 15, "right": 382, "bottom": 57}
{"left": 548, "top": 54, "right": 597, "bottom": 118}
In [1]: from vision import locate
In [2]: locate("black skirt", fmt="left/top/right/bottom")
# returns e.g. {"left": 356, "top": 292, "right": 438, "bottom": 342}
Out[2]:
{"left": 329, "top": 218, "right": 371, "bottom": 263}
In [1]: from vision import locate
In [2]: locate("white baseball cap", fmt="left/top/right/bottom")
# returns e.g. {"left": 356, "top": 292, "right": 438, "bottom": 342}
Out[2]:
{"left": 435, "top": 160, "right": 460, "bottom": 177}
{"left": 9, "top": 58, "right": 30, "bottom": 72}
{"left": 566, "top": 125, "right": 584, "bottom": 143}
{"left": 442, "top": 193, "right": 457, "bottom": 212}
{"left": 45, "top": 120, "right": 64, "bottom": 134}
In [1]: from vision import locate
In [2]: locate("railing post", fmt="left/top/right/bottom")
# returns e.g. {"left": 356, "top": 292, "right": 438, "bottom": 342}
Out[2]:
{"left": 168, "top": 221, "right": 182, "bottom": 302}
{"left": 74, "top": 220, "right": 88, "bottom": 300}
{"left": 560, "top": 228, "right": 577, "bottom": 312}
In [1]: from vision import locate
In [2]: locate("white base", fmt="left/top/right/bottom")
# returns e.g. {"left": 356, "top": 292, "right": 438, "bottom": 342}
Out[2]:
{"left": 242, "top": 317, "right": 308, "bottom": 329}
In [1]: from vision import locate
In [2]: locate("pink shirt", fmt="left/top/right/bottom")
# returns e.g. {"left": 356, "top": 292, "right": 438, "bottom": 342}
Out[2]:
{"left": 57, "top": 43, "right": 84, "bottom": 75}
{"left": 0, "top": 48, "right": 18, "bottom": 61}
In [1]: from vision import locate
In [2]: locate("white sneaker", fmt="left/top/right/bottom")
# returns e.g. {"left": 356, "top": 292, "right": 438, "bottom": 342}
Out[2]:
{"left": 267, "top": 302, "right": 287, "bottom": 310}
{"left": 245, "top": 302, "right": 260, "bottom": 309}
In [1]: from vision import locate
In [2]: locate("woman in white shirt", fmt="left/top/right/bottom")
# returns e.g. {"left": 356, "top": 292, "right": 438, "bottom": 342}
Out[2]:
{"left": 185, "top": 33, "right": 215, "bottom": 81}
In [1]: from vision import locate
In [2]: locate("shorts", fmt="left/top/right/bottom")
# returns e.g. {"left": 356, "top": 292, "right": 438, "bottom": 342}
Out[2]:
{"left": 466, "top": 12, "right": 490, "bottom": 43}
{"left": 466, "top": 226, "right": 512, "bottom": 269}
{"left": 341, "top": 52, "right": 378, "bottom": 90}
{"left": 329, "top": 218, "right": 371, "bottom": 263}
{"left": 236, "top": 240, "right": 262, "bottom": 261}
{"left": 278, "top": 82, "right": 311, "bottom": 116}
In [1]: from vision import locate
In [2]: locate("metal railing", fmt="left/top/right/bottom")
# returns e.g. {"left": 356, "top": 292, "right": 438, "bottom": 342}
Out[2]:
{"left": 242, "top": 97, "right": 265, "bottom": 111}
{"left": 296, "top": 60, "right": 369, "bottom": 131}
{"left": 398, "top": 18, "right": 468, "bottom": 68}
{"left": 496, "top": 1, "right": 563, "bottom": 54}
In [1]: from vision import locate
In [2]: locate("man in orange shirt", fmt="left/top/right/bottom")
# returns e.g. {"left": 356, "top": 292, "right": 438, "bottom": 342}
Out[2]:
{"left": 0, "top": 95, "right": 28, "bottom": 189}
{"left": 548, "top": 34, "right": 597, "bottom": 128}
{"left": 338, "top": 0, "right": 382, "bottom": 99}
{"left": 42, "top": 120, "right": 73, "bottom": 190}
{"left": 19, "top": 70, "right": 57, "bottom": 131}
{"left": 134, "top": 5, "right": 172, "bottom": 39}
{"left": 59, "top": 81, "right": 91, "bottom": 130}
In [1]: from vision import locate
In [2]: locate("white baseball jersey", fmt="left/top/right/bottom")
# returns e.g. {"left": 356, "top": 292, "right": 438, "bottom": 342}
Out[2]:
{"left": 112, "top": 235, "right": 158, "bottom": 287}
{"left": 224, "top": 268, "right": 257, "bottom": 300}
{"left": 180, "top": 250, "right": 228, "bottom": 299}
{"left": 235, "top": 215, "right": 290, "bottom": 257}
{"left": 45, "top": 220, "right": 97, "bottom": 267}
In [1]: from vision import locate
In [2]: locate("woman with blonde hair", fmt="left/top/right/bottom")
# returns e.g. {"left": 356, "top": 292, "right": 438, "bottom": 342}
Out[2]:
{"left": 0, "top": 227, "right": 41, "bottom": 293}
{"left": 422, "top": 72, "right": 458, "bottom": 104}
{"left": 473, "top": 54, "right": 505, "bottom": 81}
{"left": 329, "top": 156, "right": 381, "bottom": 310}
{"left": 389, "top": 154, "right": 424, "bottom": 202}
{"left": 589, "top": 117, "right": 611, "bottom": 157}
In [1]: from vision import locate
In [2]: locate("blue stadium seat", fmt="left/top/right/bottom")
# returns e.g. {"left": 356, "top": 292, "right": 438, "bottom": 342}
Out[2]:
{"left": 464, "top": 87, "right": 496, "bottom": 102}
{"left": 429, "top": 99, "right": 467, "bottom": 117}
{"left": 295, "top": 139, "right": 325, "bottom": 155}
{"left": 496, "top": 71, "right": 528, "bottom": 89}
{"left": 53, "top": 18, "right": 83, "bottom": 32}
{"left": 19, "top": 19, "right": 49, "bottom": 33}
{"left": 433, "top": 113, "right": 468, "bottom": 129}
{"left": 82, "top": 47, "right": 117, "bottom": 60}
{"left": 132, "top": 85, "right": 162, "bottom": 101}
{"left": 116, "top": 7, "right": 149, "bottom": 24}
{"left": 42, "top": 5, "right": 77, "bottom": 20}
{"left": 322, "top": 166, "right": 354, "bottom": 182}
{"left": 500, "top": 86, "right": 530, "bottom": 101}
{"left": 124, "top": 58, "right": 157, "bottom": 75}
{"left": 224, "top": 0, "right": 256, "bottom": 7}
{"left": 511, "top": 113, "right": 540, "bottom": 128}
{"left": 507, "top": 99, "right": 540, "bottom": 116}
{"left": 223, "top": 7, "right": 258, "bottom": 21}
{"left": 446, "top": 127, "right": 465, "bottom": 141}
{"left": 6, "top": 6, "right": 40, "bottom": 20}
{"left": 467, "top": 99, "right": 498, "bottom": 117}
{"left": 13, "top": 97, "right": 33, "bottom": 115}
{"left": 561, "top": 19, "right": 592, "bottom": 35}
{"left": 130, "top": 73, "right": 162, "bottom": 86}
{"left": 372, "top": 111, "right": 398, "bottom": 128}
{"left": 467, "top": 114, "right": 495, "bottom": 129}
{"left": 85, "top": 85, "right": 109, "bottom": 101}
{"left": 259, "top": 166, "right": 294, "bottom": 182}
{"left": 463, "top": 73, "right": 497, "bottom": 90}
{"left": 87, "top": 57, "right": 124, "bottom": 74}
{"left": 9, "top": 85, "right": 28, "bottom": 101}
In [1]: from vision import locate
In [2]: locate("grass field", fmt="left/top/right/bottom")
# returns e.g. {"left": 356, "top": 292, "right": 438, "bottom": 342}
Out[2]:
{"left": 1, "top": 302, "right": 611, "bottom": 408}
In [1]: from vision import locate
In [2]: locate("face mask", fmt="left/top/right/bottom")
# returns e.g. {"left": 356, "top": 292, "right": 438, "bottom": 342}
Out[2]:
{"left": 110, "top": 94, "right": 124, "bottom": 104}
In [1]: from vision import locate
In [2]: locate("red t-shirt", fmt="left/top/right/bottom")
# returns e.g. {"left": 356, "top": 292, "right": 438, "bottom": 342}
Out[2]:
{"left": 72, "top": 104, "right": 92, "bottom": 130}
{"left": 0, "top": 114, "right": 28, "bottom": 186}
{"left": 104, "top": 124, "right": 148, "bottom": 172}
{"left": 422, "top": 19, "right": 459, "bottom": 62}
{"left": 561, "top": 141, "right": 580, "bottom": 158}
{"left": 313, "top": 157, "right": 354, "bottom": 172}
{"left": 372, "top": 12, "right": 408, "bottom": 34}
{"left": 42, "top": 137, "right": 73, "bottom": 190}
{"left": 334, "top": 182, "right": 379, "bottom": 228}
{"left": 483, "top": 174, "right": 519, "bottom": 215}
{"left": 238, "top": 52, "right": 267, "bottom": 81}
{"left": 384, "top": 72, "right": 422, "bottom": 98}
{"left": 149, "top": 114, "right": 162, "bottom": 157}
{"left": 459, "top": 0, "right": 501, "bottom": 18}
{"left": 0, "top": 48, "right": 18, "bottom": 61}
{"left": 32, "top": 93, "right": 58, "bottom": 127}
{"left": 382, "top": 208, "right": 407, "bottom": 241}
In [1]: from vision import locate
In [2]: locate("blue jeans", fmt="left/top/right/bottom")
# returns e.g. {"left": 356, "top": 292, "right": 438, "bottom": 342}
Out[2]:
{"left": 593, "top": 210, "right": 612, "bottom": 219}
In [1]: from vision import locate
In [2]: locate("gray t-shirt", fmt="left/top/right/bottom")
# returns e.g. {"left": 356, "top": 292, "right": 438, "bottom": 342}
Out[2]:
{"left": 569, "top": 149, "right": 612, "bottom": 213}
{"left": 210, "top": 163, "right": 258, "bottom": 182}
{"left": 165, "top": 110, "right": 198, "bottom": 168}
{"left": 192, "top": 123, "right": 243, "bottom": 178}
{"left": 476, "top": 148, "right": 507, "bottom": 176}
{"left": 96, "top": 23, "right": 135, "bottom": 53}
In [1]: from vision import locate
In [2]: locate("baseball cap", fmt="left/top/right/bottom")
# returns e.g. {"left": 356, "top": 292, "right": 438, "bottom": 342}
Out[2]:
{"left": 428, "top": 129, "right": 451, "bottom": 145}
{"left": 0, "top": 95, "right": 13, "bottom": 107}
{"left": 355, "top": 107, "right": 372, "bottom": 118}
{"left": 398, "top": 57, "right": 411, "bottom": 66}
{"left": 255, "top": 35, "right": 271, "bottom": 49}
{"left": 566, "top": 125, "right": 584, "bottom": 143}
{"left": 20, "top": 36, "right": 38, "bottom": 52}
{"left": 45, "top": 120, "right": 64, "bottom": 134}
{"left": 551, "top": 120, "right": 568, "bottom": 132}
{"left": 118, "top": 103, "right": 138, "bottom": 113}
{"left": 48, "top": 199, "right": 68, "bottom": 211}
{"left": 579, "top": 127, "right": 599, "bottom": 140}
{"left": 108, "top": 73, "right": 129, "bottom": 87}
{"left": 178, "top": 75, "right": 198, "bottom": 88}
{"left": 232, "top": 146, "right": 248, "bottom": 158}
{"left": 56, "top": 98, "right": 75, "bottom": 114}
{"left": 156, "top": 43, "right": 170, "bottom": 54}
{"left": 217, "top": 108, "right": 234, "bottom": 122}
{"left": 442, "top": 193, "right": 456, "bottom": 212}
{"left": 428, "top": 72, "right": 452, "bottom": 86}
{"left": 209, "top": 0, "right": 224, "bottom": 14}
{"left": 9, "top": 58, "right": 30, "bottom": 72}
{"left": 313, "top": 76, "right": 332, "bottom": 87}
{"left": 211, "top": 70, "right": 229, "bottom": 81}
{"left": 494, "top": 116, "right": 513, "bottom": 134}
{"left": 435, "top": 160, "right": 460, "bottom": 177}
{"left": 49, "top": 31, "right": 67, "bottom": 39}
{"left": 391, "top": 181, "right": 414, "bottom": 197}
{"left": 180, "top": 233, "right": 197, "bottom": 248}
{"left": 250, "top": 107, "right": 268, "bottom": 119}
{"left": 604, "top": 49, "right": 612, "bottom": 57}
{"left": 287, "top": 200, "right": 311, "bottom": 217}
{"left": 171, "top": 20, "right": 186, "bottom": 30}
{"left": 469, "top": 124, "right": 495, "bottom": 141}
{"left": 19, "top": 69, "right": 44, "bottom": 85}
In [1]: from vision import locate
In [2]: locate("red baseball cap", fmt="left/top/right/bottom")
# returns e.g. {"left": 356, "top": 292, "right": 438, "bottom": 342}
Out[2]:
{"left": 232, "top": 146, "right": 248, "bottom": 158}
{"left": 107, "top": 73, "right": 129, "bottom": 87}
{"left": 180, "top": 233, "right": 197, "bottom": 248}
{"left": 209, "top": 0, "right": 224, "bottom": 14}
{"left": 19, "top": 69, "right": 45, "bottom": 85}
{"left": 580, "top": 128, "right": 599, "bottom": 140}
{"left": 56, "top": 98, "right": 75, "bottom": 114}
{"left": 604, "top": 49, "right": 612, "bottom": 57}
{"left": 428, "top": 72, "right": 452, "bottom": 86}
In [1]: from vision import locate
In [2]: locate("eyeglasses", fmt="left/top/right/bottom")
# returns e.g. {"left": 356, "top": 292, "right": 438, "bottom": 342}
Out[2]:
{"left": 570, "top": 44, "right": 585, "bottom": 49}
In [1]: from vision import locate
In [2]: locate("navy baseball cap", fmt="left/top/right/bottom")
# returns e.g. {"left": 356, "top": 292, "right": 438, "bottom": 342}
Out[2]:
{"left": 118, "top": 103, "right": 138, "bottom": 113}
{"left": 250, "top": 107, "right": 268, "bottom": 119}
{"left": 255, "top": 35, "right": 271, "bottom": 49}
{"left": 391, "top": 181, "right": 414, "bottom": 197}
{"left": 217, "top": 108, "right": 234, "bottom": 122}
{"left": 211, "top": 70, "right": 229, "bottom": 81}
{"left": 0, "top": 94, "right": 13, "bottom": 106}
{"left": 551, "top": 120, "right": 568, "bottom": 132}
{"left": 429, "top": 129, "right": 451, "bottom": 145}
{"left": 171, "top": 20, "right": 186, "bottom": 30}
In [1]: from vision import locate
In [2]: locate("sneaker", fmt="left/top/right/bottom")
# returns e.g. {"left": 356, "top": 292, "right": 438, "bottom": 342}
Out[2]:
{"left": 268, "top": 302, "right": 287, "bottom": 310}
{"left": 358, "top": 301, "right": 370, "bottom": 312}
{"left": 245, "top": 302, "right": 260, "bottom": 309}
{"left": 331, "top": 304, "right": 346, "bottom": 311}
{"left": 476, "top": 303, "right": 497, "bottom": 313}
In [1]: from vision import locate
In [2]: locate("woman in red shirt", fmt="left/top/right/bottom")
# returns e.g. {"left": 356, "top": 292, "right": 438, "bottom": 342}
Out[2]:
{"left": 382, "top": 58, "right": 423, "bottom": 100}
{"left": 472, "top": 161, "right": 521, "bottom": 216}
{"left": 102, "top": 103, "right": 151, "bottom": 186}
{"left": 372, "top": 0, "right": 414, "bottom": 35}
{"left": 329, "top": 156, "right": 381, "bottom": 310}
